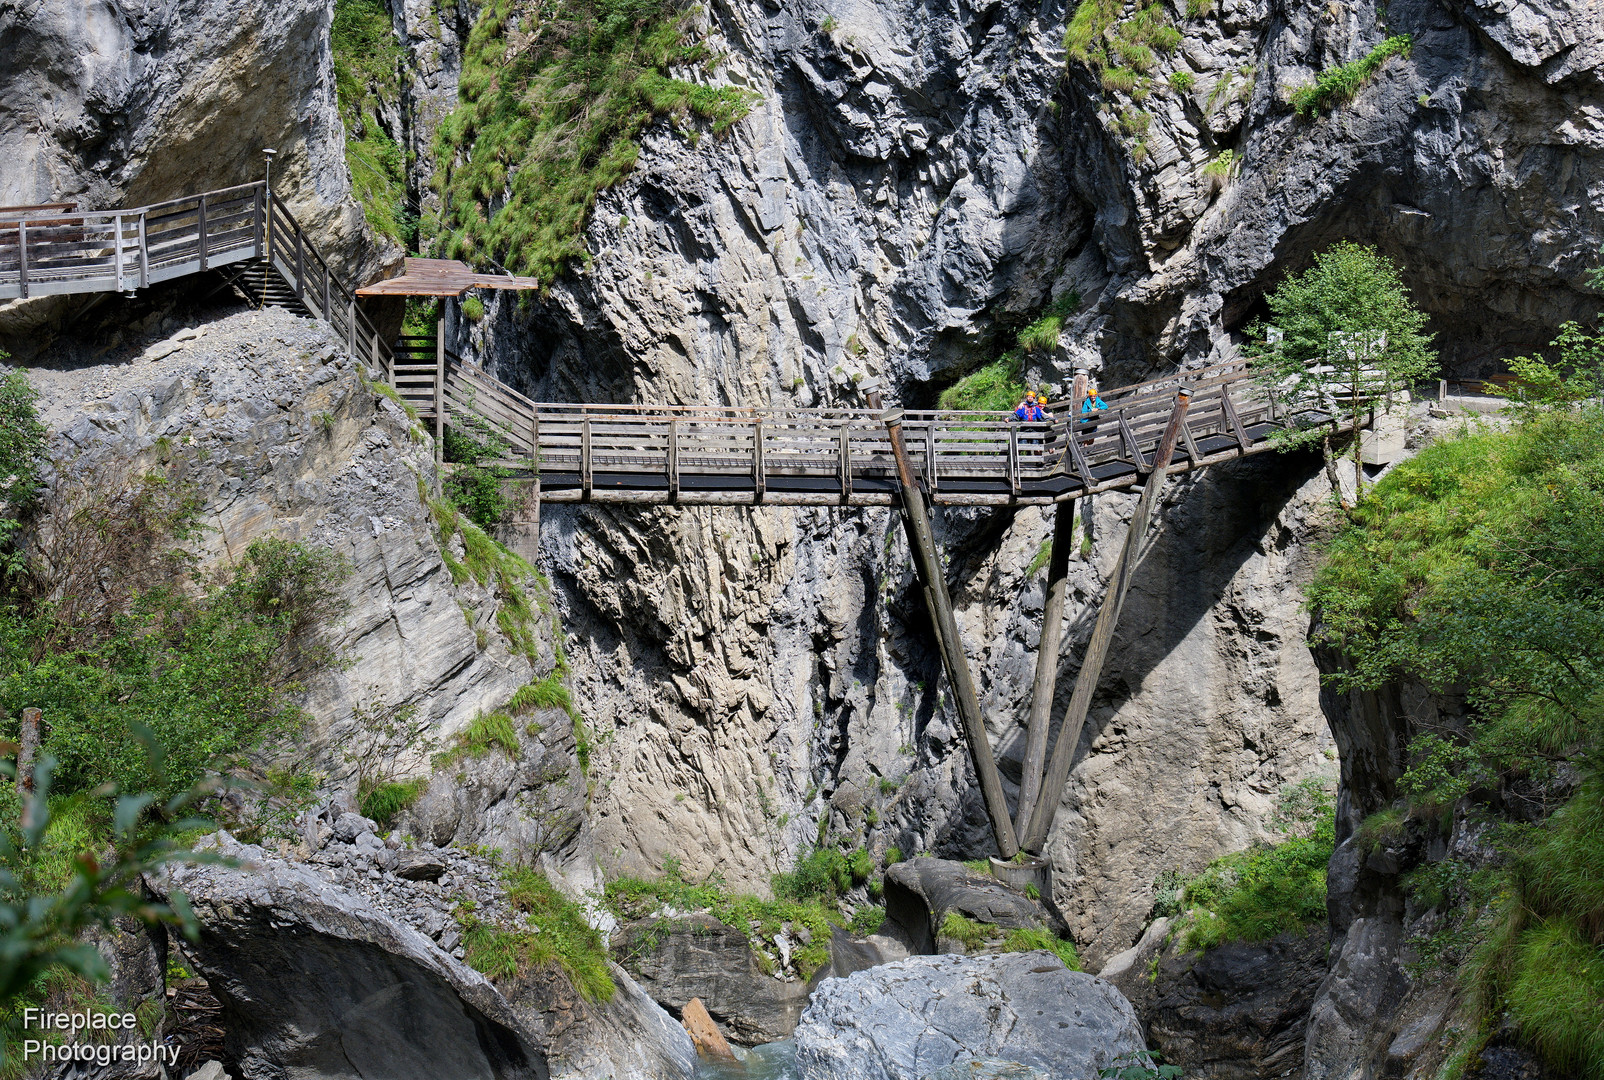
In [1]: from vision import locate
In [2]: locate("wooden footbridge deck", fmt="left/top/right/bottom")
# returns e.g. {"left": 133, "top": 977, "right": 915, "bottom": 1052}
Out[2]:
{"left": 4, "top": 182, "right": 1365, "bottom": 864}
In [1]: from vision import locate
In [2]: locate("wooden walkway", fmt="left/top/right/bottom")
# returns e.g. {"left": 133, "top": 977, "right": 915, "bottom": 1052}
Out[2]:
{"left": 398, "top": 348, "right": 1340, "bottom": 507}
{"left": 0, "top": 183, "right": 1350, "bottom": 507}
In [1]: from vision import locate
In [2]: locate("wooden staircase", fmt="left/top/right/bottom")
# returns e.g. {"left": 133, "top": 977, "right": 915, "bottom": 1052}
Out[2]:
{"left": 228, "top": 259, "right": 309, "bottom": 315}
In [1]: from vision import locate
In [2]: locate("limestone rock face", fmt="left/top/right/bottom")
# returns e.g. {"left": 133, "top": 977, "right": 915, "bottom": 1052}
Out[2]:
{"left": 158, "top": 832, "right": 698, "bottom": 1080}
{"left": 0, "top": 0, "right": 388, "bottom": 289}
{"left": 24, "top": 307, "right": 549, "bottom": 817}
{"left": 883, "top": 858, "right": 1058, "bottom": 955}
{"left": 794, "top": 952, "right": 1146, "bottom": 1080}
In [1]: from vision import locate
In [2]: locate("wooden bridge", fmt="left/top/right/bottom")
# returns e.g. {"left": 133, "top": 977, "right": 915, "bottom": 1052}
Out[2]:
{"left": 3, "top": 182, "right": 1366, "bottom": 865}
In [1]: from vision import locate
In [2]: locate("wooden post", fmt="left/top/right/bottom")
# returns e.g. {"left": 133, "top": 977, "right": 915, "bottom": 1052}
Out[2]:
{"left": 1013, "top": 499, "right": 1076, "bottom": 837}
{"left": 753, "top": 419, "right": 765, "bottom": 502}
{"left": 113, "top": 213, "right": 124, "bottom": 292}
{"left": 667, "top": 418, "right": 679, "bottom": 501}
{"left": 1221, "top": 385, "right": 1251, "bottom": 452}
{"left": 925, "top": 423, "right": 937, "bottom": 492}
{"left": 530, "top": 412, "right": 541, "bottom": 547}
{"left": 433, "top": 326, "right": 445, "bottom": 486}
{"left": 1020, "top": 391, "right": 1191, "bottom": 853}
{"left": 581, "top": 417, "right": 594, "bottom": 501}
{"left": 18, "top": 707, "right": 40, "bottom": 831}
{"left": 137, "top": 213, "right": 149, "bottom": 288}
{"left": 294, "top": 226, "right": 305, "bottom": 302}
{"left": 197, "top": 193, "right": 209, "bottom": 271}
{"left": 1007, "top": 425, "right": 1021, "bottom": 497}
{"left": 839, "top": 424, "right": 852, "bottom": 503}
{"left": 17, "top": 220, "right": 27, "bottom": 299}
{"left": 322, "top": 263, "right": 331, "bottom": 321}
{"left": 1118, "top": 413, "right": 1149, "bottom": 471}
{"left": 253, "top": 185, "right": 264, "bottom": 258}
{"left": 347, "top": 295, "right": 357, "bottom": 358}
{"left": 881, "top": 406, "right": 1020, "bottom": 859}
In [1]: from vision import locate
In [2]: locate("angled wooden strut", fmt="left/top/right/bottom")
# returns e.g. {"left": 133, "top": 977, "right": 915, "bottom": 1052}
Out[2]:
{"left": 1019, "top": 389, "right": 1191, "bottom": 854}
{"left": 1014, "top": 497, "right": 1076, "bottom": 838}
{"left": 881, "top": 405, "right": 1020, "bottom": 858}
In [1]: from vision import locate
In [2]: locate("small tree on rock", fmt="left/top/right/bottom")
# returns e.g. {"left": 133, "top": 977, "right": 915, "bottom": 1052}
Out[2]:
{"left": 1247, "top": 242, "right": 1437, "bottom": 506}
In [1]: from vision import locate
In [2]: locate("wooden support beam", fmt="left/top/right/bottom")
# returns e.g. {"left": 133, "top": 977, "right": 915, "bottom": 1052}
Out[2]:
{"left": 1020, "top": 390, "right": 1191, "bottom": 853}
{"left": 1014, "top": 497, "right": 1076, "bottom": 838}
{"left": 1007, "top": 426, "right": 1021, "bottom": 496}
{"left": 1221, "top": 385, "right": 1251, "bottom": 452}
{"left": 16, "top": 221, "right": 26, "bottom": 299}
{"left": 433, "top": 330, "right": 445, "bottom": 489}
{"left": 137, "top": 214, "right": 149, "bottom": 288}
{"left": 667, "top": 418, "right": 679, "bottom": 502}
{"left": 881, "top": 406, "right": 1020, "bottom": 859}
{"left": 1119, "top": 412, "right": 1149, "bottom": 471}
{"left": 925, "top": 424, "right": 938, "bottom": 492}
{"left": 113, "top": 213, "right": 124, "bottom": 293}
{"left": 198, "top": 194, "right": 209, "bottom": 271}
{"left": 581, "top": 417, "right": 593, "bottom": 501}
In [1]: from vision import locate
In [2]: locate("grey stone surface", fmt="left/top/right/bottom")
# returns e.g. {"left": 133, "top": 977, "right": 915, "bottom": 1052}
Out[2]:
{"left": 794, "top": 952, "right": 1145, "bottom": 1080}
{"left": 883, "top": 858, "right": 1056, "bottom": 955}
{"left": 1104, "top": 922, "right": 1328, "bottom": 1078}
{"left": 158, "top": 832, "right": 695, "bottom": 1080}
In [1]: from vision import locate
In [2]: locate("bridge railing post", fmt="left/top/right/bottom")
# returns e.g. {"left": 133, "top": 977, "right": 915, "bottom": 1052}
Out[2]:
{"left": 137, "top": 212, "right": 149, "bottom": 288}
{"left": 113, "top": 213, "right": 124, "bottom": 293}
{"left": 753, "top": 419, "right": 765, "bottom": 502}
{"left": 17, "top": 220, "right": 27, "bottom": 299}
{"left": 197, "top": 193, "right": 209, "bottom": 271}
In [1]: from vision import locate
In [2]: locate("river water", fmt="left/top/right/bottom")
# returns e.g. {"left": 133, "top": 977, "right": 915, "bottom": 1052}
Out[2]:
{"left": 693, "top": 1039, "right": 800, "bottom": 1080}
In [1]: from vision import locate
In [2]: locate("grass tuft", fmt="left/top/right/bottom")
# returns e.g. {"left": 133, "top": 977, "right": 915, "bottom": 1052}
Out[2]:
{"left": 462, "top": 864, "right": 615, "bottom": 1002}
{"left": 360, "top": 778, "right": 428, "bottom": 828}
{"left": 1291, "top": 35, "right": 1413, "bottom": 118}
{"left": 1003, "top": 927, "right": 1082, "bottom": 970}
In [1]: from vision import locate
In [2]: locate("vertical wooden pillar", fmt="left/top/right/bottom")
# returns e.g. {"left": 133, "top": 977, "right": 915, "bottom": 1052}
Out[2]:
{"left": 1013, "top": 499, "right": 1076, "bottom": 837}
{"left": 881, "top": 406, "right": 1020, "bottom": 859}
{"left": 113, "top": 213, "right": 124, "bottom": 292}
{"left": 667, "top": 418, "right": 680, "bottom": 502}
{"left": 137, "top": 213, "right": 149, "bottom": 288}
{"left": 197, "top": 194, "right": 209, "bottom": 271}
{"left": 18, "top": 707, "right": 40, "bottom": 830}
{"left": 1020, "top": 391, "right": 1190, "bottom": 853}
{"left": 17, "top": 221, "right": 27, "bottom": 299}
{"left": 753, "top": 419, "right": 765, "bottom": 503}
{"left": 433, "top": 324, "right": 445, "bottom": 489}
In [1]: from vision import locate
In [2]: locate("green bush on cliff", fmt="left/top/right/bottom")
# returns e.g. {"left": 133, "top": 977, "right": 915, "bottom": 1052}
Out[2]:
{"left": 1178, "top": 780, "right": 1335, "bottom": 950}
{"left": 1291, "top": 35, "right": 1413, "bottom": 118}
{"left": 429, "top": 0, "right": 758, "bottom": 284}
{"left": 461, "top": 864, "right": 615, "bottom": 1002}
{"left": 1308, "top": 281, "right": 1604, "bottom": 1076}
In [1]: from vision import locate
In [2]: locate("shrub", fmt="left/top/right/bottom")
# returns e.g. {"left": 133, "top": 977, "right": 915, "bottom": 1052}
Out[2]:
{"left": 0, "top": 367, "right": 45, "bottom": 519}
{"left": 443, "top": 411, "right": 511, "bottom": 530}
{"left": 849, "top": 905, "right": 886, "bottom": 936}
{"left": 461, "top": 295, "right": 486, "bottom": 322}
{"left": 1178, "top": 781, "right": 1334, "bottom": 950}
{"left": 939, "top": 911, "right": 990, "bottom": 951}
{"left": 773, "top": 845, "right": 875, "bottom": 901}
{"left": 462, "top": 864, "right": 615, "bottom": 1001}
{"left": 1168, "top": 70, "right": 1195, "bottom": 92}
{"left": 1201, "top": 148, "right": 1238, "bottom": 186}
{"left": 359, "top": 778, "right": 427, "bottom": 827}
{"left": 1291, "top": 35, "right": 1413, "bottom": 118}
{"left": 937, "top": 352, "right": 1024, "bottom": 412}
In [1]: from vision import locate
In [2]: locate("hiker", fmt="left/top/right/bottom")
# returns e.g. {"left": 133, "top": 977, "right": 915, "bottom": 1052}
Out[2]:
{"left": 1014, "top": 392, "right": 1046, "bottom": 422}
{"left": 1081, "top": 383, "right": 1108, "bottom": 415}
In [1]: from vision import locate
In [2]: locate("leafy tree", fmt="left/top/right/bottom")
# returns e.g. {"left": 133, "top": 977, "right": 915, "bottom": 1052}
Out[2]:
{"left": 0, "top": 365, "right": 46, "bottom": 578}
{"left": 1248, "top": 242, "right": 1437, "bottom": 505}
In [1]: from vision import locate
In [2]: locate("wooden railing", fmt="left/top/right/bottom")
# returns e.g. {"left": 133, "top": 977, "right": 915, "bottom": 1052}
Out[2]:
{"left": 418, "top": 355, "right": 1334, "bottom": 506}
{"left": 0, "top": 184, "right": 263, "bottom": 299}
{"left": 261, "top": 189, "right": 392, "bottom": 382}
{"left": 0, "top": 183, "right": 394, "bottom": 387}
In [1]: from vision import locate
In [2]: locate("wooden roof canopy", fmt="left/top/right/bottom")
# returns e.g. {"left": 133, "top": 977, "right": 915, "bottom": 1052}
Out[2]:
{"left": 356, "top": 257, "right": 539, "bottom": 298}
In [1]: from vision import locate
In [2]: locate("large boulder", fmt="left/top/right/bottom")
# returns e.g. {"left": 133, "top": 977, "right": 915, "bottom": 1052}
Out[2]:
{"left": 794, "top": 952, "right": 1146, "bottom": 1080}
{"left": 884, "top": 858, "right": 1057, "bottom": 954}
{"left": 156, "top": 833, "right": 694, "bottom": 1080}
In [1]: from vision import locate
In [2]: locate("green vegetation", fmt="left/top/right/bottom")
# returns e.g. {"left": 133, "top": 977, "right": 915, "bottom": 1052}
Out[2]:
{"left": 1065, "top": 0, "right": 1183, "bottom": 102}
{"left": 849, "top": 904, "right": 886, "bottom": 936}
{"left": 461, "top": 295, "right": 486, "bottom": 322}
{"left": 1100, "top": 1052, "right": 1183, "bottom": 1080}
{"left": 431, "top": 0, "right": 758, "bottom": 284}
{"left": 443, "top": 406, "right": 511, "bottom": 530}
{"left": 1305, "top": 269, "right": 1604, "bottom": 1075}
{"left": 1160, "top": 777, "right": 1335, "bottom": 950}
{"left": 1291, "top": 35, "right": 1413, "bottom": 118}
{"left": 773, "top": 845, "right": 876, "bottom": 901}
{"left": 1168, "top": 70, "right": 1195, "bottom": 92}
{"left": 438, "top": 710, "right": 520, "bottom": 766}
{"left": 939, "top": 911, "right": 991, "bottom": 951}
{"left": 359, "top": 778, "right": 428, "bottom": 828}
{"left": 1003, "top": 927, "right": 1082, "bottom": 969}
{"left": 937, "top": 293, "right": 1079, "bottom": 411}
{"left": 331, "top": 0, "right": 412, "bottom": 246}
{"left": 1246, "top": 241, "right": 1436, "bottom": 501}
{"left": 938, "top": 352, "right": 1024, "bottom": 412}
{"left": 461, "top": 862, "right": 614, "bottom": 1001}
{"left": 1201, "top": 148, "right": 1238, "bottom": 187}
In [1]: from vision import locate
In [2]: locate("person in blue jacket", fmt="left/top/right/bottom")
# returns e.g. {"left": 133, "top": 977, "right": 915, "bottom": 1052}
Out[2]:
{"left": 1014, "top": 391, "right": 1046, "bottom": 421}
{"left": 1081, "top": 382, "right": 1109, "bottom": 415}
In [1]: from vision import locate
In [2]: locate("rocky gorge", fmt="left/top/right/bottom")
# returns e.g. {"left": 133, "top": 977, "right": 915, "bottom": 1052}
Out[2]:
{"left": 1, "top": 0, "right": 1602, "bottom": 1076}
